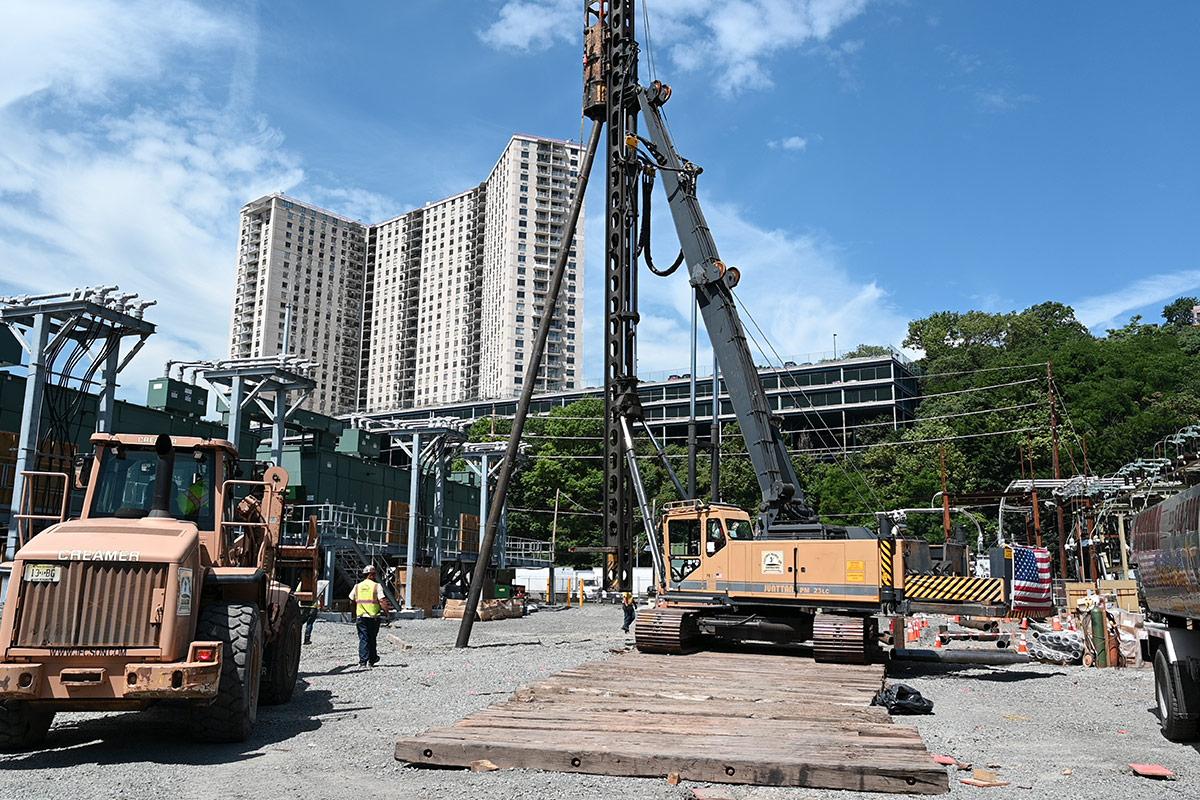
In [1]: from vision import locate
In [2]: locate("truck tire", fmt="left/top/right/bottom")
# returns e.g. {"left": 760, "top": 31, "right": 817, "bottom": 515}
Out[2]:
{"left": 191, "top": 602, "right": 263, "bottom": 743}
{"left": 1154, "top": 648, "right": 1200, "bottom": 742}
{"left": 0, "top": 701, "right": 55, "bottom": 752}
{"left": 260, "top": 597, "right": 302, "bottom": 706}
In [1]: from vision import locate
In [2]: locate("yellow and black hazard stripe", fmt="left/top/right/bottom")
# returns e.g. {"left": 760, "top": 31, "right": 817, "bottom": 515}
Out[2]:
{"left": 903, "top": 575, "right": 1005, "bottom": 604}
{"left": 879, "top": 539, "right": 894, "bottom": 587}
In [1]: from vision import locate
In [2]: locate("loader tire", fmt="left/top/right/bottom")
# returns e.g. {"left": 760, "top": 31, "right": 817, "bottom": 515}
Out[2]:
{"left": 0, "top": 701, "right": 54, "bottom": 752}
{"left": 191, "top": 602, "right": 263, "bottom": 743}
{"left": 260, "top": 597, "right": 302, "bottom": 706}
{"left": 1155, "top": 648, "right": 1200, "bottom": 742}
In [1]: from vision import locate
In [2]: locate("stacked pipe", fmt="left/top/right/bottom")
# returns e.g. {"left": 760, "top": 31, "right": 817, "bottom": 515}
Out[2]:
{"left": 1028, "top": 622, "right": 1085, "bottom": 664}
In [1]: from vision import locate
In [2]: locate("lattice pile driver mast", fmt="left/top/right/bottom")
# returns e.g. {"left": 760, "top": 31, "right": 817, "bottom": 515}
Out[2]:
{"left": 586, "top": 0, "right": 642, "bottom": 593}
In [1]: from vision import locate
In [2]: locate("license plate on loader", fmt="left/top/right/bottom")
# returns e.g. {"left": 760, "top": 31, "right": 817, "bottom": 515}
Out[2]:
{"left": 24, "top": 564, "right": 62, "bottom": 583}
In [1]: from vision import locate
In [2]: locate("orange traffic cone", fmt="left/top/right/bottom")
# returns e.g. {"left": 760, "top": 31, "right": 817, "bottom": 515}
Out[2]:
{"left": 952, "top": 615, "right": 961, "bottom": 624}
{"left": 1051, "top": 617, "right": 1063, "bottom": 632}
{"left": 934, "top": 635, "right": 943, "bottom": 649}
{"left": 1017, "top": 633, "right": 1029, "bottom": 654}
{"left": 1020, "top": 617, "right": 1030, "bottom": 631}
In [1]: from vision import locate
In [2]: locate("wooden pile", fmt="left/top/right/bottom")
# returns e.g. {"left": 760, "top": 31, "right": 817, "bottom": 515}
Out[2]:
{"left": 396, "top": 649, "right": 948, "bottom": 794}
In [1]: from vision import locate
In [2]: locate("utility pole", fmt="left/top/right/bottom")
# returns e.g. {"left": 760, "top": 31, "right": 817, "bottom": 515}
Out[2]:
{"left": 1081, "top": 436, "right": 1098, "bottom": 580}
{"left": 1018, "top": 444, "right": 1030, "bottom": 544}
{"left": 548, "top": 488, "right": 559, "bottom": 606}
{"left": 1085, "top": 497, "right": 1099, "bottom": 580}
{"left": 1028, "top": 443, "right": 1043, "bottom": 548}
{"left": 939, "top": 444, "right": 951, "bottom": 542}
{"left": 1048, "top": 362, "right": 1067, "bottom": 577}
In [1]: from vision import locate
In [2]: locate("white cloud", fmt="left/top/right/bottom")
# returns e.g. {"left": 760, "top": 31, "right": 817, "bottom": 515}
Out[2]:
{"left": 976, "top": 88, "right": 1036, "bottom": 114}
{"left": 308, "top": 185, "right": 402, "bottom": 225}
{"left": 0, "top": 0, "right": 241, "bottom": 108}
{"left": 1072, "top": 270, "right": 1200, "bottom": 330}
{"left": 579, "top": 194, "right": 911, "bottom": 379}
{"left": 0, "top": 2, "right": 321, "bottom": 397}
{"left": 768, "top": 135, "right": 808, "bottom": 151}
{"left": 480, "top": 0, "right": 871, "bottom": 96}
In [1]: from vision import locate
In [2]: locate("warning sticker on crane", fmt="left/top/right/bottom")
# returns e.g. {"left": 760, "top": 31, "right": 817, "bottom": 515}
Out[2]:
{"left": 761, "top": 551, "right": 785, "bottom": 574}
{"left": 846, "top": 560, "right": 866, "bottom": 583}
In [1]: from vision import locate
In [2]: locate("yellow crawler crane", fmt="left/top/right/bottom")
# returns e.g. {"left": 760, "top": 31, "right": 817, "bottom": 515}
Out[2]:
{"left": 574, "top": 1, "right": 1011, "bottom": 662}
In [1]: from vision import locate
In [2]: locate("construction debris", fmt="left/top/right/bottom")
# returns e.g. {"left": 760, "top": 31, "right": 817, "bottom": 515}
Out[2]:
{"left": 960, "top": 768, "right": 1009, "bottom": 788}
{"left": 1128, "top": 763, "right": 1176, "bottom": 780}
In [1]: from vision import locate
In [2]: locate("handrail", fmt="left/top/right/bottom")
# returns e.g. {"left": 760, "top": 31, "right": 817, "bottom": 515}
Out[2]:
{"left": 15, "top": 470, "right": 71, "bottom": 547}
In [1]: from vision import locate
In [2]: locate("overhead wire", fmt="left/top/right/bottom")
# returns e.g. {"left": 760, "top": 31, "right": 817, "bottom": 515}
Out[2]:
{"left": 503, "top": 401, "right": 1043, "bottom": 442}
{"left": 731, "top": 292, "right": 885, "bottom": 510}
{"left": 507, "top": 425, "right": 1048, "bottom": 460}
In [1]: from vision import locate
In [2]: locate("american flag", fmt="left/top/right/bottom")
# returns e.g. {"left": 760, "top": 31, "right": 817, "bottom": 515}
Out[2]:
{"left": 1011, "top": 545, "right": 1052, "bottom": 610}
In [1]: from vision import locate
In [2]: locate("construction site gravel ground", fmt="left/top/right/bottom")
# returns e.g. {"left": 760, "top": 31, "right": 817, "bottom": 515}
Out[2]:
{"left": 1, "top": 606, "right": 1196, "bottom": 799}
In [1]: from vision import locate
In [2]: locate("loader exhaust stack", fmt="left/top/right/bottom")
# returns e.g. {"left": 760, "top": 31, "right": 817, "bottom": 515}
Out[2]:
{"left": 149, "top": 433, "right": 174, "bottom": 518}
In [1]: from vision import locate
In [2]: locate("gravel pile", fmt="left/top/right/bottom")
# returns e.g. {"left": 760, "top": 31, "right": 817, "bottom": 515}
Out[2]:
{"left": 2, "top": 608, "right": 1196, "bottom": 800}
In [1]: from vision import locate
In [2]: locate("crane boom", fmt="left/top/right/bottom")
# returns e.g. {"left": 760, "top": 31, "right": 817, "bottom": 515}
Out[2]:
{"left": 634, "top": 83, "right": 816, "bottom": 533}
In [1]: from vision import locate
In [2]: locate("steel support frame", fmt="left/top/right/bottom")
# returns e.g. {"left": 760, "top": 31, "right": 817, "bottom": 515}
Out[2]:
{"left": 461, "top": 443, "right": 510, "bottom": 565}
{"left": 201, "top": 363, "right": 315, "bottom": 461}
{"left": 1, "top": 296, "right": 156, "bottom": 565}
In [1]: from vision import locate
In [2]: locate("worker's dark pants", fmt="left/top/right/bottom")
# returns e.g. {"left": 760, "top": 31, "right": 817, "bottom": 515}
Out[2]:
{"left": 300, "top": 606, "right": 318, "bottom": 644}
{"left": 357, "top": 616, "right": 381, "bottom": 664}
{"left": 623, "top": 605, "right": 636, "bottom": 631}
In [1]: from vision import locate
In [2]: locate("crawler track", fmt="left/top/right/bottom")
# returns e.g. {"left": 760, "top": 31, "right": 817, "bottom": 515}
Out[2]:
{"left": 812, "top": 613, "right": 877, "bottom": 664}
{"left": 633, "top": 607, "right": 700, "bottom": 654}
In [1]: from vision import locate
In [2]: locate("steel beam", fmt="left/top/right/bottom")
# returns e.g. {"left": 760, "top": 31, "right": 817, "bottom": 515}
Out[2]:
{"left": 6, "top": 312, "right": 49, "bottom": 562}
{"left": 405, "top": 431, "right": 421, "bottom": 609}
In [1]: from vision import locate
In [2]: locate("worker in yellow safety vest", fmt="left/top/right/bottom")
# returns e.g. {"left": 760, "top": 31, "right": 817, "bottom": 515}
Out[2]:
{"left": 177, "top": 474, "right": 209, "bottom": 520}
{"left": 350, "top": 565, "right": 388, "bottom": 667}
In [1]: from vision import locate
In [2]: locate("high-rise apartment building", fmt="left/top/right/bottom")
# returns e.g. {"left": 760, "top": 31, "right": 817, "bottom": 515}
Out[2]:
{"left": 479, "top": 135, "right": 583, "bottom": 399}
{"left": 229, "top": 134, "right": 584, "bottom": 417}
{"left": 230, "top": 196, "right": 366, "bottom": 415}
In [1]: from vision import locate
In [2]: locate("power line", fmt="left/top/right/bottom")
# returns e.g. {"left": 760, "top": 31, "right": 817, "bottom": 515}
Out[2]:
{"left": 916, "top": 362, "right": 1049, "bottom": 380}
{"left": 500, "top": 401, "right": 1043, "bottom": 443}
{"left": 916, "top": 377, "right": 1041, "bottom": 400}
{"left": 514, "top": 424, "right": 1046, "bottom": 459}
{"left": 732, "top": 292, "right": 885, "bottom": 510}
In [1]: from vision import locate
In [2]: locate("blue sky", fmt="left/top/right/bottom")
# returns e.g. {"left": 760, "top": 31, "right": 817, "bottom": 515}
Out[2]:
{"left": 1, "top": 0, "right": 1197, "bottom": 396}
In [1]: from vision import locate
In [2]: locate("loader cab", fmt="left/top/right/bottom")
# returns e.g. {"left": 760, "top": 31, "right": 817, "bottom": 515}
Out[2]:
{"left": 81, "top": 433, "right": 241, "bottom": 567}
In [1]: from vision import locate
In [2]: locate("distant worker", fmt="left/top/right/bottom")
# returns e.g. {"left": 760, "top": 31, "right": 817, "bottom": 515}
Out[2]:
{"left": 299, "top": 578, "right": 331, "bottom": 646}
{"left": 350, "top": 565, "right": 388, "bottom": 667}
{"left": 622, "top": 592, "right": 636, "bottom": 633}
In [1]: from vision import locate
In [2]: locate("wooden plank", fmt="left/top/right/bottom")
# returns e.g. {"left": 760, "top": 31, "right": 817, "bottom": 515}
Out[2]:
{"left": 456, "top": 710, "right": 924, "bottom": 741}
{"left": 395, "top": 737, "right": 947, "bottom": 794}
{"left": 504, "top": 695, "right": 894, "bottom": 723}
{"left": 395, "top": 649, "right": 948, "bottom": 794}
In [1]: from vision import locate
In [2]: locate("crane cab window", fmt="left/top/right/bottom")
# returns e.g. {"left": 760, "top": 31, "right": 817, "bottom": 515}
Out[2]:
{"left": 727, "top": 519, "right": 754, "bottom": 540}
{"left": 667, "top": 517, "right": 701, "bottom": 582}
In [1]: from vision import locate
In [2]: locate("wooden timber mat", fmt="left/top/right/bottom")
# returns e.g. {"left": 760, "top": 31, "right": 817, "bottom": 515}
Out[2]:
{"left": 394, "top": 649, "right": 949, "bottom": 794}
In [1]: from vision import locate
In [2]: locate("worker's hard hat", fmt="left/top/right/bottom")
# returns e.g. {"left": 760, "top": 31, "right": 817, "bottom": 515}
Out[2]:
{"left": 623, "top": 592, "right": 633, "bottom": 600}
{"left": 362, "top": 565, "right": 376, "bottom": 575}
